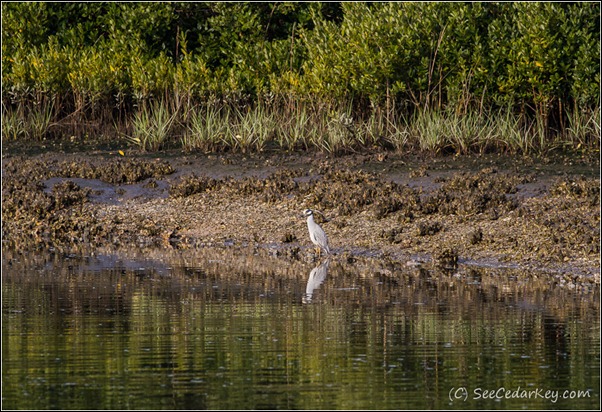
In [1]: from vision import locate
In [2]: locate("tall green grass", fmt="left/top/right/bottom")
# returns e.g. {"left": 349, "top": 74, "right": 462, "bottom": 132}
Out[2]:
{"left": 183, "top": 105, "right": 230, "bottom": 152}
{"left": 230, "top": 105, "right": 277, "bottom": 153}
{"left": 565, "top": 107, "right": 601, "bottom": 149}
{"left": 123, "top": 100, "right": 602, "bottom": 155}
{"left": 1, "top": 104, "right": 26, "bottom": 141}
{"left": 3, "top": 95, "right": 599, "bottom": 156}
{"left": 2, "top": 102, "right": 54, "bottom": 141}
{"left": 278, "top": 104, "right": 316, "bottom": 150}
{"left": 127, "top": 101, "right": 178, "bottom": 151}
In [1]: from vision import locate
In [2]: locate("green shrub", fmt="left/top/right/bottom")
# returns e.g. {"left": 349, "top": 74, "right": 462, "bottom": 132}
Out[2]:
{"left": 1, "top": 2, "right": 599, "bottom": 153}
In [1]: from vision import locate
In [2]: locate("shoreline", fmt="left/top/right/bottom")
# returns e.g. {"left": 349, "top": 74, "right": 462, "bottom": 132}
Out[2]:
{"left": 2, "top": 147, "right": 599, "bottom": 283}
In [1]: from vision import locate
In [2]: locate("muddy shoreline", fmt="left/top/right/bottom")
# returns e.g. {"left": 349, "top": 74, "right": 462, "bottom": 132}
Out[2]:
{"left": 2, "top": 145, "right": 599, "bottom": 284}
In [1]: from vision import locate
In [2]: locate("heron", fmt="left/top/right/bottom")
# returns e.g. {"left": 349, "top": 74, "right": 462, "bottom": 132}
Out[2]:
{"left": 303, "top": 209, "right": 330, "bottom": 256}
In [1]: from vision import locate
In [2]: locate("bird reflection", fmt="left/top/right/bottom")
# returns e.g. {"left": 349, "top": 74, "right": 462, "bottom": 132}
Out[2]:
{"left": 303, "top": 258, "right": 330, "bottom": 304}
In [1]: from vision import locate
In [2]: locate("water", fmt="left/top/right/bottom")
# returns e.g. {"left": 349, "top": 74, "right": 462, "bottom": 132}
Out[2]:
{"left": 2, "top": 247, "right": 599, "bottom": 410}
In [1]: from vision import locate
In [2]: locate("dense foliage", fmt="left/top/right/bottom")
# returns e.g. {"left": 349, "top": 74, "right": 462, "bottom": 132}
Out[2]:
{"left": 2, "top": 2, "right": 600, "bottom": 152}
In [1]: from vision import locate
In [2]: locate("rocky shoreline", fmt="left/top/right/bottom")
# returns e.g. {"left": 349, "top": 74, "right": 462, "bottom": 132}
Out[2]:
{"left": 2, "top": 148, "right": 599, "bottom": 284}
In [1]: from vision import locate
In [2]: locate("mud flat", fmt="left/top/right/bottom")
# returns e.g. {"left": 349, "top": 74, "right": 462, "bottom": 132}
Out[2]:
{"left": 2, "top": 146, "right": 599, "bottom": 285}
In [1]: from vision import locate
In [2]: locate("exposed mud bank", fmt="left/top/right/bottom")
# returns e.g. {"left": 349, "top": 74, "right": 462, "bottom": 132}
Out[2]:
{"left": 2, "top": 148, "right": 599, "bottom": 283}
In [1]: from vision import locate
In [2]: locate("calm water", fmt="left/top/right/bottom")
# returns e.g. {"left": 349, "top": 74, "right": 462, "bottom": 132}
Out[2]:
{"left": 2, "top": 247, "right": 599, "bottom": 410}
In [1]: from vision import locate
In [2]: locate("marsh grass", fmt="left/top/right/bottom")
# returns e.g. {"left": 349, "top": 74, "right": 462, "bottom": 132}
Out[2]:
{"left": 409, "top": 110, "right": 448, "bottom": 153}
{"left": 354, "top": 109, "right": 408, "bottom": 150}
{"left": 447, "top": 111, "right": 496, "bottom": 154}
{"left": 322, "top": 110, "right": 355, "bottom": 154}
{"left": 130, "top": 101, "right": 602, "bottom": 155}
{"left": 3, "top": 94, "right": 598, "bottom": 156}
{"left": 230, "top": 105, "right": 277, "bottom": 153}
{"left": 28, "top": 102, "right": 55, "bottom": 140}
{"left": 360, "top": 111, "right": 386, "bottom": 147}
{"left": 492, "top": 109, "right": 531, "bottom": 153}
{"left": 278, "top": 104, "right": 317, "bottom": 150}
{"left": 2, "top": 102, "right": 55, "bottom": 141}
{"left": 128, "top": 100, "right": 178, "bottom": 151}
{"left": 183, "top": 105, "right": 230, "bottom": 152}
{"left": 400, "top": 107, "right": 600, "bottom": 155}
{"left": 566, "top": 106, "right": 601, "bottom": 148}
{"left": 2, "top": 104, "right": 26, "bottom": 141}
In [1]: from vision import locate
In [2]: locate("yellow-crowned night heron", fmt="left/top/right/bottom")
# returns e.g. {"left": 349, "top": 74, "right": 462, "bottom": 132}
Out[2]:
{"left": 303, "top": 209, "right": 330, "bottom": 255}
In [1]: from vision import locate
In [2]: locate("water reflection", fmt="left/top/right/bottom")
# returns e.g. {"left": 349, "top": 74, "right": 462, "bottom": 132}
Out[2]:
{"left": 303, "top": 258, "right": 330, "bottom": 304}
{"left": 2, "top": 247, "right": 600, "bottom": 410}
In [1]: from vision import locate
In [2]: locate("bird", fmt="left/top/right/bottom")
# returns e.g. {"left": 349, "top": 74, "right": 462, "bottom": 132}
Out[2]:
{"left": 303, "top": 209, "right": 330, "bottom": 256}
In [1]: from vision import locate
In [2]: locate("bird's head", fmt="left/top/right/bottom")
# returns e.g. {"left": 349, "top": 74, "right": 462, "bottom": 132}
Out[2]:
{"left": 303, "top": 209, "right": 313, "bottom": 217}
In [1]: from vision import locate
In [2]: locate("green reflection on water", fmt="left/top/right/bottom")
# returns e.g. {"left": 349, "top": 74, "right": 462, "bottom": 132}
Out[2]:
{"left": 2, "top": 249, "right": 600, "bottom": 410}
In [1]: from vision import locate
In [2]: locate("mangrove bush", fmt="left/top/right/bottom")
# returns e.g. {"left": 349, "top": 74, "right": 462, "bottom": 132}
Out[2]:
{"left": 2, "top": 2, "right": 600, "bottom": 154}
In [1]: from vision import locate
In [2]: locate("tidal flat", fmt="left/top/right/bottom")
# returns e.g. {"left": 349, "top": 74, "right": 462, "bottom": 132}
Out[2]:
{"left": 2, "top": 144, "right": 599, "bottom": 285}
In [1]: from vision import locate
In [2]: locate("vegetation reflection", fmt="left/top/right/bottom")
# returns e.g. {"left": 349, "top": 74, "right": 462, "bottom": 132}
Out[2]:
{"left": 2, "top": 249, "right": 599, "bottom": 409}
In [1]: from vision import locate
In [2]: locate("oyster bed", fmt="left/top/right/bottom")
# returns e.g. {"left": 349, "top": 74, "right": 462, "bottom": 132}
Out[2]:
{"left": 2, "top": 148, "right": 599, "bottom": 285}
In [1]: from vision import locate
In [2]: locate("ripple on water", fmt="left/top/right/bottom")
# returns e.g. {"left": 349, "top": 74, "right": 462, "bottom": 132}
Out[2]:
{"left": 2, "top": 247, "right": 599, "bottom": 410}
